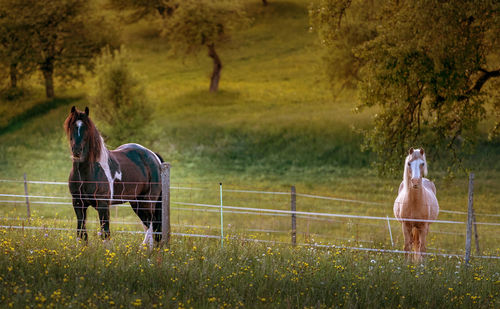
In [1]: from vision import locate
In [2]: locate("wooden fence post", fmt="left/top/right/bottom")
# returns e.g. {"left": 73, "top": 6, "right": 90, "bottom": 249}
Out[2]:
{"left": 472, "top": 207, "right": 480, "bottom": 255}
{"left": 160, "top": 163, "right": 171, "bottom": 247}
{"left": 465, "top": 173, "right": 474, "bottom": 265}
{"left": 23, "top": 173, "right": 31, "bottom": 219}
{"left": 291, "top": 185, "right": 296, "bottom": 246}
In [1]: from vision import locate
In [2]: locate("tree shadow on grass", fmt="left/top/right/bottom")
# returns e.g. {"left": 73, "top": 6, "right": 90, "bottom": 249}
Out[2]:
{"left": 0, "top": 96, "right": 83, "bottom": 136}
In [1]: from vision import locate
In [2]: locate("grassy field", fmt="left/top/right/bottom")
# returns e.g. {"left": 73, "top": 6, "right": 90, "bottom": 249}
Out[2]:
{"left": 0, "top": 0, "right": 499, "bottom": 307}
{"left": 1, "top": 229, "right": 499, "bottom": 308}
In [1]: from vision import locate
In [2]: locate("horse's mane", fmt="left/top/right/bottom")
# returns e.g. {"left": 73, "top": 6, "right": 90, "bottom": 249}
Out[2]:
{"left": 64, "top": 108, "right": 103, "bottom": 164}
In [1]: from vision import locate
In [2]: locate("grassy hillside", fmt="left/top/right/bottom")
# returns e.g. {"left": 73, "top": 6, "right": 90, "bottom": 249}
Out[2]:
{"left": 0, "top": 1, "right": 378, "bottom": 184}
{"left": 0, "top": 0, "right": 499, "bottom": 251}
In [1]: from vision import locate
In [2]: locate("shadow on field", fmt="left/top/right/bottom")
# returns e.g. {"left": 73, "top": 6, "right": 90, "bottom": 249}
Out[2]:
{"left": 0, "top": 96, "right": 81, "bottom": 136}
{"left": 166, "top": 123, "right": 370, "bottom": 175}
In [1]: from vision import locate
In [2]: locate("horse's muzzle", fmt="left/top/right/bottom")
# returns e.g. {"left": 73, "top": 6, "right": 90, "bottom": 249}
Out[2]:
{"left": 72, "top": 154, "right": 84, "bottom": 162}
{"left": 411, "top": 178, "right": 421, "bottom": 189}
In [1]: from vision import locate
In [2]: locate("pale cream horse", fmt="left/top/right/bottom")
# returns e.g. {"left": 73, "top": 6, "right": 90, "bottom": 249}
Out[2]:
{"left": 394, "top": 148, "right": 439, "bottom": 261}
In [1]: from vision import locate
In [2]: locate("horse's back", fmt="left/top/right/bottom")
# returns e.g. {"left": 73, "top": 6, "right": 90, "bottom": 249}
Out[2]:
{"left": 111, "top": 143, "right": 162, "bottom": 183}
{"left": 114, "top": 143, "right": 162, "bottom": 166}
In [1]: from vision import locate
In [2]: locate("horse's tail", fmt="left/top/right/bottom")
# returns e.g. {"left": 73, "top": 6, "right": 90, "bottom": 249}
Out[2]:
{"left": 155, "top": 152, "right": 165, "bottom": 164}
{"left": 153, "top": 152, "right": 165, "bottom": 243}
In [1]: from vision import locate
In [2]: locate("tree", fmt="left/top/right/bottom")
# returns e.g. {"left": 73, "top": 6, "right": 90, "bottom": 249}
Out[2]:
{"left": 89, "top": 48, "right": 151, "bottom": 145}
{"left": 163, "top": 0, "right": 248, "bottom": 92}
{"left": 311, "top": 0, "right": 500, "bottom": 173}
{"left": 3, "top": 0, "right": 116, "bottom": 99}
{"left": 108, "top": 0, "right": 176, "bottom": 21}
{"left": 0, "top": 0, "right": 36, "bottom": 89}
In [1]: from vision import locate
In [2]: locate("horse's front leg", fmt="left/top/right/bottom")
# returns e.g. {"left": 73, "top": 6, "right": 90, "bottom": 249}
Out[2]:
{"left": 73, "top": 199, "right": 88, "bottom": 242}
{"left": 96, "top": 201, "right": 111, "bottom": 240}
{"left": 402, "top": 222, "right": 413, "bottom": 260}
{"left": 415, "top": 224, "right": 429, "bottom": 262}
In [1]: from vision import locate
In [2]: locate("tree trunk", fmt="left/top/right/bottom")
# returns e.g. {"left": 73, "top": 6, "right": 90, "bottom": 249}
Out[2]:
{"left": 9, "top": 63, "right": 18, "bottom": 88}
{"left": 41, "top": 60, "right": 55, "bottom": 99}
{"left": 156, "top": 4, "right": 176, "bottom": 18}
{"left": 207, "top": 43, "right": 222, "bottom": 92}
{"left": 263, "top": 0, "right": 268, "bottom": 6}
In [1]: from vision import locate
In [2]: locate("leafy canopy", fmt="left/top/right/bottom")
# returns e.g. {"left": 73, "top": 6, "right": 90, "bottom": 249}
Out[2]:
{"left": 162, "top": 0, "right": 248, "bottom": 55}
{"left": 311, "top": 0, "right": 500, "bottom": 174}
{"left": 0, "top": 0, "right": 117, "bottom": 97}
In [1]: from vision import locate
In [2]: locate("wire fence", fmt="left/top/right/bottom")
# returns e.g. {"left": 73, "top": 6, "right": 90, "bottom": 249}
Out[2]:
{"left": 1, "top": 178, "right": 499, "bottom": 217}
{"left": 2, "top": 193, "right": 500, "bottom": 226}
{"left": 1, "top": 177, "right": 499, "bottom": 260}
{"left": 1, "top": 224, "right": 499, "bottom": 260}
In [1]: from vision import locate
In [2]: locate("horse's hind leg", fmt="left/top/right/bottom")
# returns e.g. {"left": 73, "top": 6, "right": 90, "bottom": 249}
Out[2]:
{"left": 152, "top": 197, "right": 162, "bottom": 244}
{"left": 130, "top": 201, "right": 154, "bottom": 247}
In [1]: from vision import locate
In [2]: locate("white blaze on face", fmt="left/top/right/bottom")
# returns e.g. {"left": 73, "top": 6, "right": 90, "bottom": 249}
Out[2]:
{"left": 76, "top": 120, "right": 83, "bottom": 137}
{"left": 410, "top": 158, "right": 424, "bottom": 181}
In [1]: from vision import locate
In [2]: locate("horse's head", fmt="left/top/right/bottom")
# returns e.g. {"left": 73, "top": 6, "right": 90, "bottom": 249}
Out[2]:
{"left": 405, "top": 147, "right": 427, "bottom": 189}
{"left": 64, "top": 106, "right": 102, "bottom": 163}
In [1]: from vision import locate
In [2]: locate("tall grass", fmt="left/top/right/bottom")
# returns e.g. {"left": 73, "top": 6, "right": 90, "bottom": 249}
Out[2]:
{"left": 1, "top": 228, "right": 499, "bottom": 308}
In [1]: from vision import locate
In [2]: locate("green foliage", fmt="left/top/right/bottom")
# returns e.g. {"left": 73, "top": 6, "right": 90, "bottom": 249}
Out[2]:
{"left": 108, "top": 0, "right": 176, "bottom": 21}
{"left": 0, "top": 0, "right": 118, "bottom": 98}
{"left": 161, "top": 0, "right": 249, "bottom": 91}
{"left": 89, "top": 47, "right": 152, "bottom": 146}
{"left": 311, "top": 0, "right": 500, "bottom": 174}
{"left": 162, "top": 0, "right": 248, "bottom": 55}
{"left": 309, "top": 0, "right": 380, "bottom": 91}
{"left": 0, "top": 0, "right": 37, "bottom": 88}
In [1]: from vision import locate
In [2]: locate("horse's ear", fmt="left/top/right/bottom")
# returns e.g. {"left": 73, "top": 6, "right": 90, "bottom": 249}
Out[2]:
{"left": 409, "top": 147, "right": 414, "bottom": 155}
{"left": 420, "top": 148, "right": 425, "bottom": 155}
{"left": 71, "top": 106, "right": 76, "bottom": 114}
{"left": 84, "top": 107, "right": 89, "bottom": 116}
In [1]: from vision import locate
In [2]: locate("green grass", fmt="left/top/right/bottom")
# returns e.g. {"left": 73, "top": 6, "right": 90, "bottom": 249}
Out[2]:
{"left": 0, "top": 0, "right": 499, "bottom": 307}
{"left": 1, "top": 229, "right": 499, "bottom": 308}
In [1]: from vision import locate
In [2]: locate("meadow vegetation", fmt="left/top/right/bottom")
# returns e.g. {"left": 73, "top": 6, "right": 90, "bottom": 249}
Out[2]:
{"left": 0, "top": 0, "right": 499, "bottom": 307}
{"left": 1, "top": 229, "right": 499, "bottom": 308}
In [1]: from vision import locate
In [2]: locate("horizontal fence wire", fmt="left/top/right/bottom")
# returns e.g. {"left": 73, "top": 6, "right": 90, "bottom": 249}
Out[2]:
{"left": 1, "top": 194, "right": 500, "bottom": 226}
{"left": 1, "top": 224, "right": 499, "bottom": 260}
{"left": 1, "top": 178, "right": 499, "bottom": 217}
{"left": 3, "top": 215, "right": 476, "bottom": 240}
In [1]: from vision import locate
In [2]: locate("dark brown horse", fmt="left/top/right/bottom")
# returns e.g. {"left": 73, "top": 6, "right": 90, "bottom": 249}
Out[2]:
{"left": 64, "top": 106, "right": 163, "bottom": 245}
